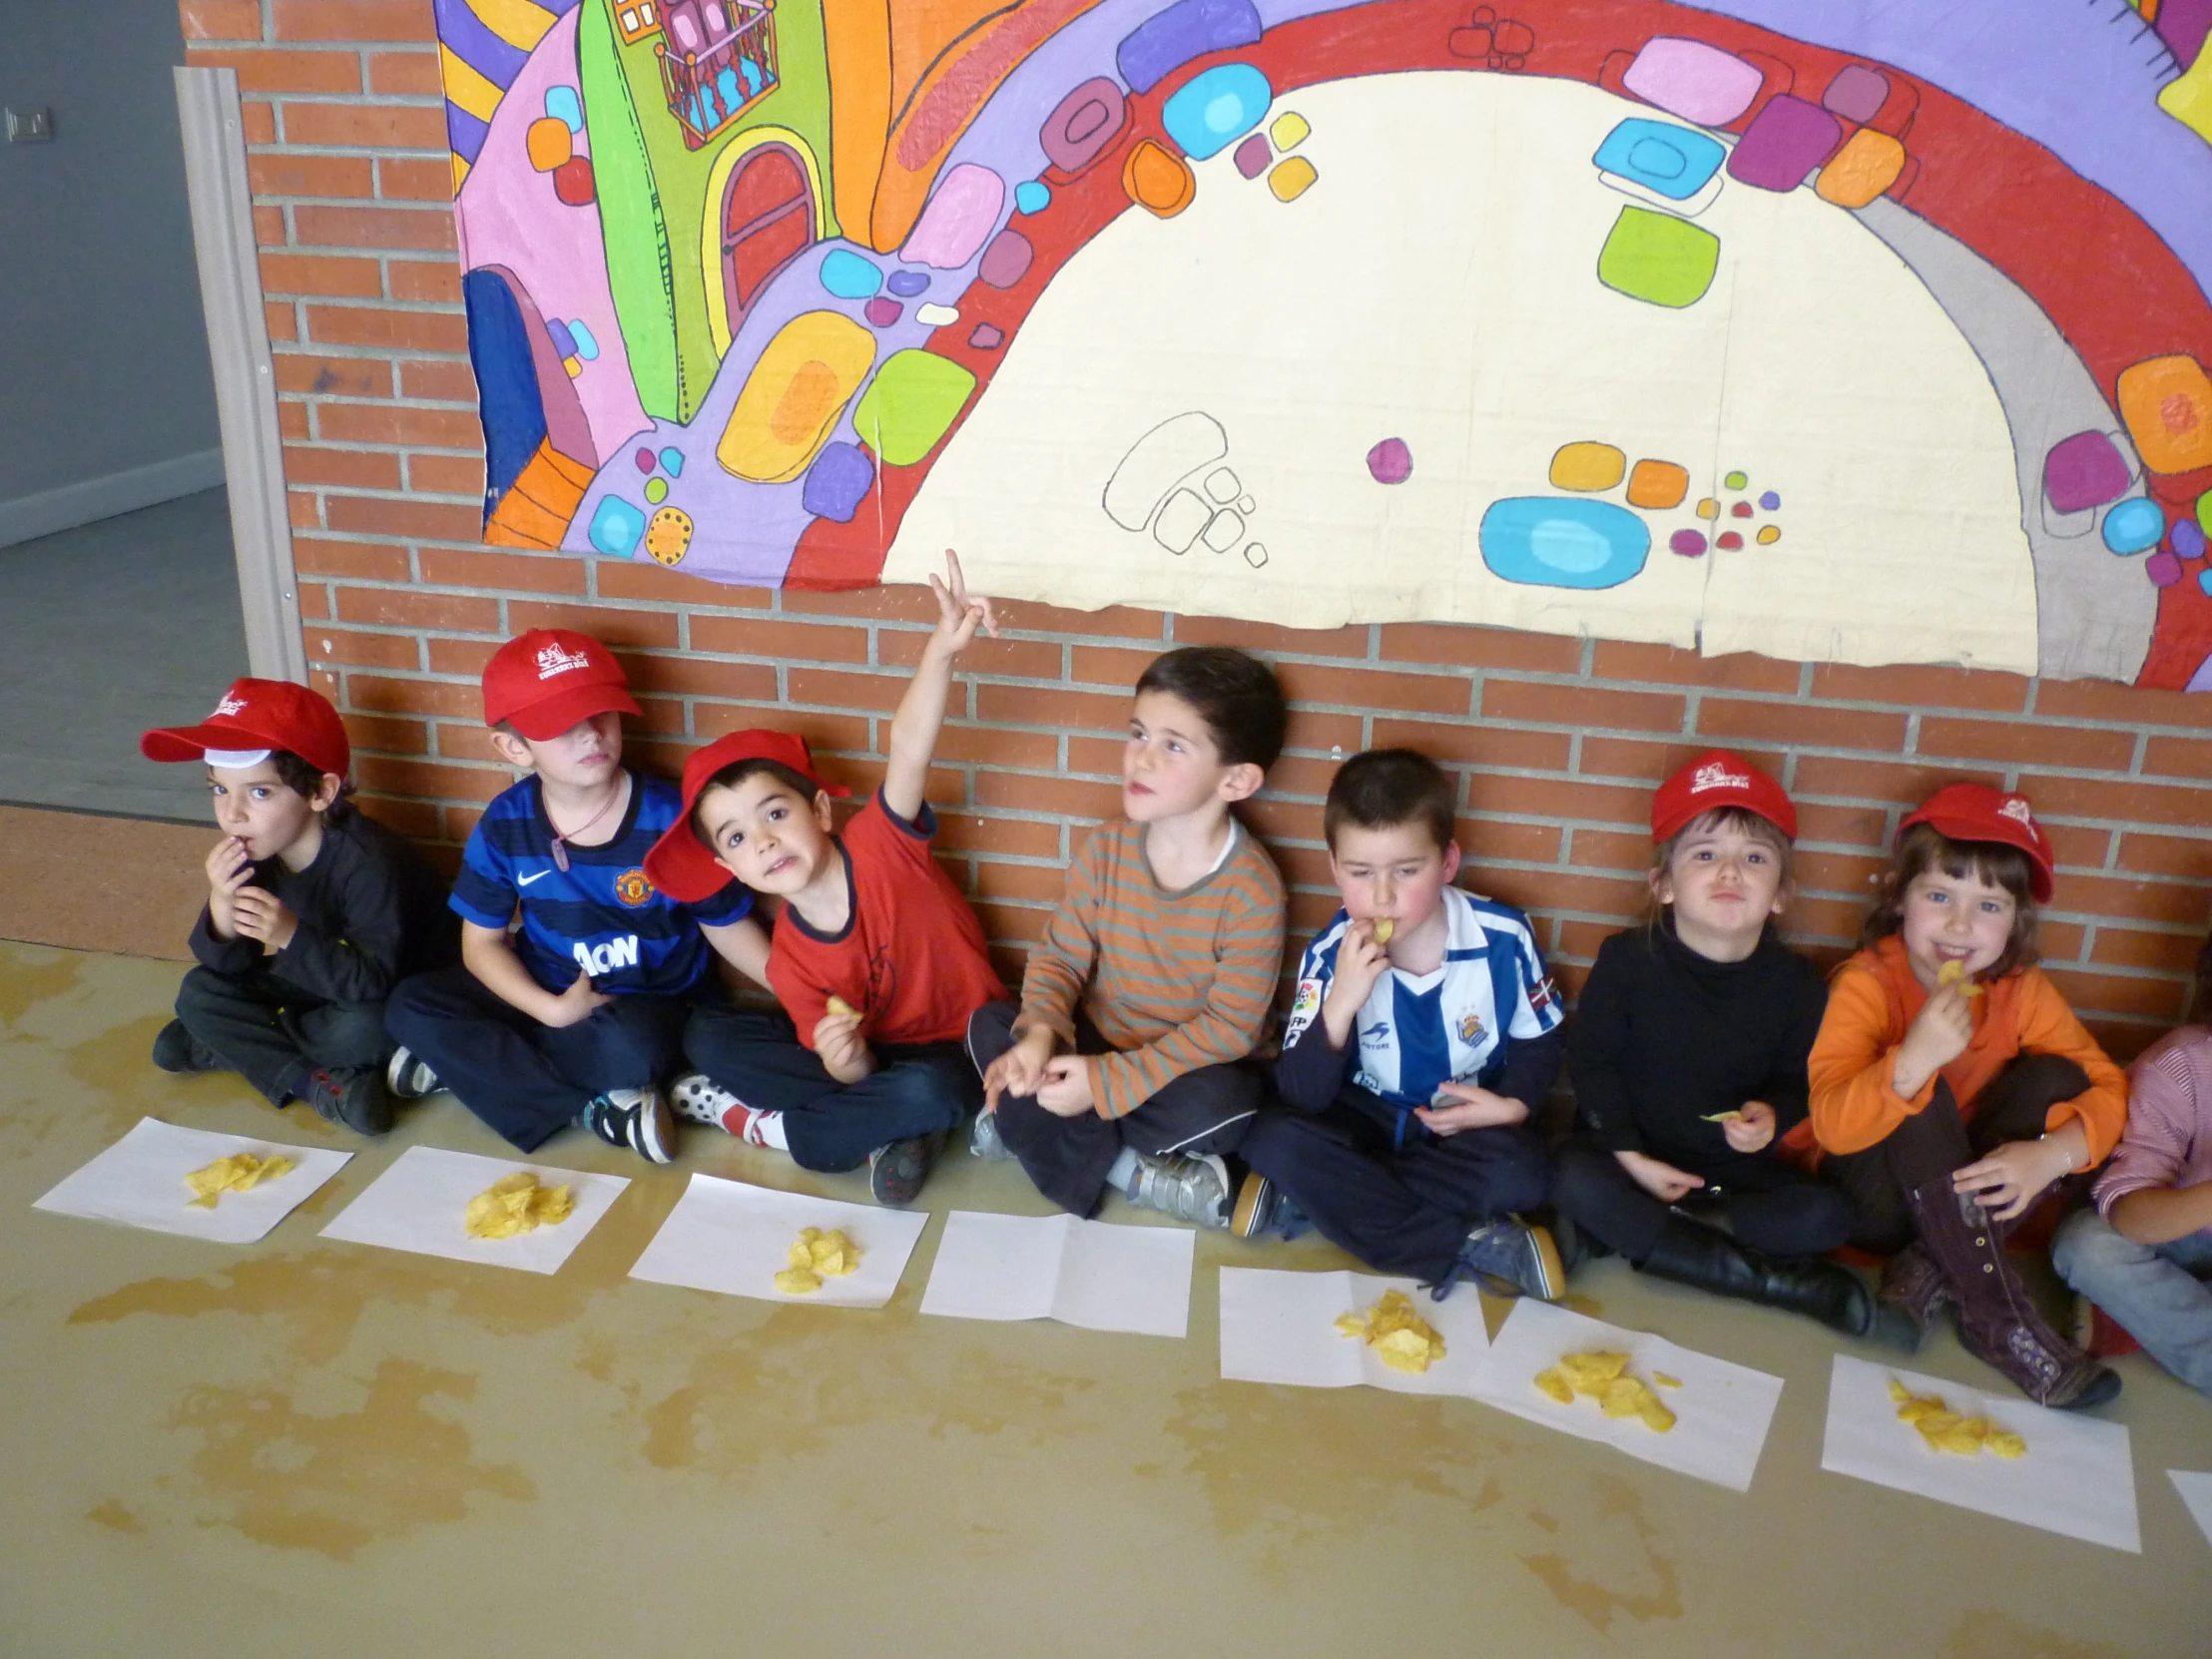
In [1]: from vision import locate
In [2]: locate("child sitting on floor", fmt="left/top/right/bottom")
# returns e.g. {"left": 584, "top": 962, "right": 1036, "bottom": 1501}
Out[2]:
{"left": 144, "top": 678, "right": 455, "bottom": 1135}
{"left": 646, "top": 552, "right": 1006, "bottom": 1206}
{"left": 969, "top": 645, "right": 1288, "bottom": 1227}
{"left": 2053, "top": 931, "right": 2212, "bottom": 1398}
{"left": 1553, "top": 751, "right": 1898, "bottom": 1340}
{"left": 1233, "top": 748, "right": 1563, "bottom": 1300}
{"left": 1810, "top": 784, "right": 2128, "bottom": 1408}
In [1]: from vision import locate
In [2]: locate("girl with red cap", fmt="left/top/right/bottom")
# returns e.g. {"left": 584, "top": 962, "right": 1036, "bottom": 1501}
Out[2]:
{"left": 1810, "top": 784, "right": 2129, "bottom": 1408}
{"left": 1557, "top": 752, "right": 1899, "bottom": 1341}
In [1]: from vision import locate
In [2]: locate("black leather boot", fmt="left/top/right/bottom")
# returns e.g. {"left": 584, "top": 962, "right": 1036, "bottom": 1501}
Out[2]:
{"left": 1638, "top": 1215, "right": 1878, "bottom": 1338}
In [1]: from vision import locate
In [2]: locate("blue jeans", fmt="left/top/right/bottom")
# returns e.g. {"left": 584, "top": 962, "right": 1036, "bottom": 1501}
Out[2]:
{"left": 2052, "top": 1207, "right": 2212, "bottom": 1398}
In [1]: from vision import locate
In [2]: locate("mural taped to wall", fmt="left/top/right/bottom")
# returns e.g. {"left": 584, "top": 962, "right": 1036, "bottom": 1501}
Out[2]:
{"left": 434, "top": 0, "right": 2212, "bottom": 686}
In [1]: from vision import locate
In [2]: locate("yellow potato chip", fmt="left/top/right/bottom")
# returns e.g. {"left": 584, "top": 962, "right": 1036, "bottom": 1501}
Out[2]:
{"left": 1698, "top": 1110, "right": 1742, "bottom": 1123}
{"left": 464, "top": 1171, "right": 575, "bottom": 1240}
{"left": 184, "top": 1151, "right": 296, "bottom": 1209}
{"left": 1652, "top": 1372, "right": 1682, "bottom": 1389}
{"left": 1888, "top": 1379, "right": 1912, "bottom": 1402}
{"left": 775, "top": 1267, "right": 823, "bottom": 1295}
{"left": 1636, "top": 1394, "right": 1678, "bottom": 1433}
{"left": 1936, "top": 959, "right": 1983, "bottom": 999}
{"left": 825, "top": 995, "right": 857, "bottom": 1019}
{"left": 1336, "top": 1289, "right": 1445, "bottom": 1373}
{"left": 1599, "top": 1377, "right": 1651, "bottom": 1418}
{"left": 777, "top": 1227, "right": 859, "bottom": 1293}
{"left": 1557, "top": 1350, "right": 1630, "bottom": 1392}
{"left": 1335, "top": 1311, "right": 1369, "bottom": 1339}
{"left": 1539, "top": 1351, "right": 1677, "bottom": 1431}
{"left": 1533, "top": 1367, "right": 1574, "bottom": 1404}
{"left": 1371, "top": 919, "right": 1394, "bottom": 945}
{"left": 1986, "top": 1431, "right": 2027, "bottom": 1460}
{"left": 1891, "top": 1379, "right": 2025, "bottom": 1458}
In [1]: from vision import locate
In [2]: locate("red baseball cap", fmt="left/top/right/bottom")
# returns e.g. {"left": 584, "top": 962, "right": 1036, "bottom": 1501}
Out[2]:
{"left": 1901, "top": 784, "right": 2055, "bottom": 902}
{"left": 141, "top": 678, "right": 350, "bottom": 778}
{"left": 644, "top": 729, "right": 852, "bottom": 902}
{"left": 483, "top": 629, "right": 641, "bottom": 740}
{"left": 1651, "top": 749, "right": 1796, "bottom": 841}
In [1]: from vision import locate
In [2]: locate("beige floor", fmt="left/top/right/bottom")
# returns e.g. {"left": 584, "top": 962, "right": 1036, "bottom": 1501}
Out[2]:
{"left": 3, "top": 937, "right": 2206, "bottom": 1659}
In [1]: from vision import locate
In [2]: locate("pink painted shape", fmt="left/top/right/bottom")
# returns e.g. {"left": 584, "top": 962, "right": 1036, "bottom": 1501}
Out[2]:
{"left": 898, "top": 164, "right": 1008, "bottom": 271}
{"left": 1621, "top": 37, "right": 1763, "bottom": 128}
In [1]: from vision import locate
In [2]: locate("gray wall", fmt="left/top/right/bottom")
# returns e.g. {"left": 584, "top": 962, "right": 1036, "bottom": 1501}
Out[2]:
{"left": 0, "top": 0, "right": 221, "bottom": 506}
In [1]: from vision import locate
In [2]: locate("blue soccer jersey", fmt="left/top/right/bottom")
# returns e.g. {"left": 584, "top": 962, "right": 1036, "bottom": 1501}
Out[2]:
{"left": 449, "top": 771, "right": 751, "bottom": 997}
{"left": 1283, "top": 886, "right": 1562, "bottom": 1110}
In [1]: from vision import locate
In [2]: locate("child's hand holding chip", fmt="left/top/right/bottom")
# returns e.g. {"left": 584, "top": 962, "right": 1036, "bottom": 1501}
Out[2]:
{"left": 815, "top": 1000, "right": 873, "bottom": 1084}
{"left": 1034, "top": 1054, "right": 1097, "bottom": 1117}
{"left": 1321, "top": 921, "right": 1391, "bottom": 1049}
{"left": 1720, "top": 1099, "right": 1777, "bottom": 1154}
{"left": 204, "top": 836, "right": 255, "bottom": 939}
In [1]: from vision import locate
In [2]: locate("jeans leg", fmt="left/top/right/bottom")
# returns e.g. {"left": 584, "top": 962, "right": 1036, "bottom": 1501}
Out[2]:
{"left": 967, "top": 1002, "right": 1124, "bottom": 1217}
{"left": 781, "top": 1046, "right": 979, "bottom": 1172}
{"left": 682, "top": 1003, "right": 842, "bottom": 1113}
{"left": 174, "top": 966, "right": 308, "bottom": 1107}
{"left": 537, "top": 993, "right": 690, "bottom": 1096}
{"left": 1239, "top": 1103, "right": 1470, "bottom": 1282}
{"left": 1549, "top": 1137, "right": 1670, "bottom": 1261}
{"left": 384, "top": 965, "right": 593, "bottom": 1152}
{"left": 287, "top": 1000, "right": 395, "bottom": 1072}
{"left": 2052, "top": 1209, "right": 2212, "bottom": 1397}
{"left": 1115, "top": 1062, "right": 1263, "bottom": 1160}
{"left": 1724, "top": 1172, "right": 1860, "bottom": 1258}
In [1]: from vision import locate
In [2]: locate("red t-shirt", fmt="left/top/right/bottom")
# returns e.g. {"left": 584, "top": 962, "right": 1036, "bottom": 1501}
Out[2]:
{"left": 768, "top": 792, "right": 1004, "bottom": 1050}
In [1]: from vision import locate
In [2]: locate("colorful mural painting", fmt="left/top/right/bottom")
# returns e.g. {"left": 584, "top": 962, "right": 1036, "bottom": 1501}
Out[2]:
{"left": 434, "top": 0, "right": 2212, "bottom": 686}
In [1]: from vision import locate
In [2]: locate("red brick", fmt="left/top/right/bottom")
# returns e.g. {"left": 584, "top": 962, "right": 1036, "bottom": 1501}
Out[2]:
{"left": 378, "top": 157, "right": 456, "bottom": 203}
{"left": 1069, "top": 645, "right": 1159, "bottom": 688}
{"left": 185, "top": 46, "right": 360, "bottom": 93}
{"left": 2142, "top": 735, "right": 2212, "bottom": 781}
{"left": 353, "top": 757, "right": 508, "bottom": 804}
{"left": 438, "top": 807, "right": 479, "bottom": 844}
{"left": 274, "top": 0, "right": 435, "bottom": 43}
{"left": 973, "top": 684, "right": 1129, "bottom": 733}
{"left": 357, "top": 795, "right": 441, "bottom": 839}
{"left": 277, "top": 402, "right": 310, "bottom": 439}
{"left": 427, "top": 637, "right": 499, "bottom": 677}
{"left": 2034, "top": 678, "right": 2212, "bottom": 730}
{"left": 876, "top": 628, "right": 1063, "bottom": 680}
{"left": 180, "top": 0, "right": 265, "bottom": 40}
{"left": 689, "top": 615, "right": 867, "bottom": 663}
{"left": 1288, "top": 889, "right": 1344, "bottom": 932}
{"left": 2043, "top": 824, "right": 2114, "bottom": 868}
{"left": 279, "top": 102, "right": 448, "bottom": 150}
{"left": 1567, "top": 830, "right": 1651, "bottom": 873}
{"left": 1919, "top": 717, "right": 2130, "bottom": 771}
{"left": 1471, "top": 866, "right": 1648, "bottom": 919}
{"left": 500, "top": 602, "right": 680, "bottom": 650}
{"left": 1379, "top": 623, "right": 1581, "bottom": 674}
{"left": 929, "top": 725, "right": 1057, "bottom": 770}
{"left": 2086, "top": 1018, "right": 2165, "bottom": 1066}
{"left": 322, "top": 495, "right": 481, "bottom": 541}
{"left": 333, "top": 588, "right": 497, "bottom": 635}
{"left": 275, "top": 354, "right": 391, "bottom": 397}
{"left": 1808, "top": 662, "right": 2030, "bottom": 713}
{"left": 386, "top": 258, "right": 462, "bottom": 301}
{"left": 1699, "top": 699, "right": 1907, "bottom": 752}
{"left": 406, "top": 453, "right": 484, "bottom": 497}
{"left": 1795, "top": 849, "right": 1890, "bottom": 897}
{"left": 302, "top": 627, "right": 418, "bottom": 670}
{"left": 930, "top": 813, "right": 1063, "bottom": 859}
{"left": 693, "top": 705, "right": 863, "bottom": 747}
{"left": 1794, "top": 800, "right": 1893, "bottom": 848}
{"left": 340, "top": 712, "right": 429, "bottom": 756}
{"left": 1369, "top": 718, "right": 1570, "bottom": 775}
{"left": 418, "top": 547, "right": 588, "bottom": 595}
{"left": 597, "top": 563, "right": 769, "bottom": 609}
{"left": 1466, "top": 776, "right": 1649, "bottom": 827}
{"left": 1578, "top": 736, "right": 1787, "bottom": 786}
{"left": 1483, "top": 680, "right": 1685, "bottom": 734}
{"left": 1554, "top": 918, "right": 1619, "bottom": 963}
{"left": 367, "top": 51, "right": 443, "bottom": 95}
{"left": 2040, "top": 968, "right": 2187, "bottom": 1021}
{"left": 250, "top": 153, "right": 374, "bottom": 197}
{"left": 1173, "top": 615, "right": 1369, "bottom": 658}
{"left": 2117, "top": 831, "right": 2212, "bottom": 879}
{"left": 973, "top": 773, "right": 1122, "bottom": 822}
{"left": 2047, "top": 873, "right": 2211, "bottom": 925}
{"left": 264, "top": 300, "right": 297, "bottom": 342}
{"left": 287, "top": 490, "right": 321, "bottom": 529}
{"left": 1282, "top": 709, "right": 1364, "bottom": 755}
{"left": 985, "top": 598, "right": 1165, "bottom": 641}
{"left": 293, "top": 205, "right": 457, "bottom": 253}
{"left": 2019, "top": 772, "right": 2212, "bottom": 829}
{"left": 973, "top": 860, "right": 1072, "bottom": 904}
{"left": 345, "top": 675, "right": 480, "bottom": 719}
{"left": 786, "top": 668, "right": 908, "bottom": 714}
{"left": 2038, "top": 921, "right": 2088, "bottom": 964}
{"left": 972, "top": 901, "right": 1051, "bottom": 944}
{"left": 2089, "top": 927, "right": 2205, "bottom": 973}
{"left": 282, "top": 446, "right": 401, "bottom": 491}
{"left": 305, "top": 303, "right": 469, "bottom": 353}
{"left": 254, "top": 205, "right": 286, "bottom": 245}
{"left": 399, "top": 360, "right": 480, "bottom": 402}
{"left": 1260, "top": 754, "right": 1345, "bottom": 800}
{"left": 623, "top": 654, "right": 777, "bottom": 701}
{"left": 1793, "top": 756, "right": 2002, "bottom": 807}
{"left": 1275, "top": 663, "right": 1473, "bottom": 718}
{"left": 1455, "top": 819, "right": 1563, "bottom": 864}
{"left": 242, "top": 100, "right": 277, "bottom": 144}
{"left": 778, "top": 585, "right": 943, "bottom": 625}
{"left": 261, "top": 253, "right": 382, "bottom": 297}
{"left": 291, "top": 534, "right": 409, "bottom": 580}
{"left": 1239, "top": 797, "right": 1324, "bottom": 845}
{"left": 316, "top": 402, "right": 479, "bottom": 448}
{"left": 1066, "top": 736, "right": 1124, "bottom": 778}
{"left": 1593, "top": 640, "right": 1801, "bottom": 694}
{"left": 1786, "top": 897, "right": 1869, "bottom": 941}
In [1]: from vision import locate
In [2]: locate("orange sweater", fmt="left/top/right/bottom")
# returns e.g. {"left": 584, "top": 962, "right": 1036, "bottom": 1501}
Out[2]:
{"left": 1807, "top": 936, "right": 2128, "bottom": 1163}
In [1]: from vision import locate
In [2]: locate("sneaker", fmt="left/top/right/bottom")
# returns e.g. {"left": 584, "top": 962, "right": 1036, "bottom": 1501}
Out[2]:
{"left": 1229, "top": 1171, "right": 1312, "bottom": 1241}
{"left": 968, "top": 1108, "right": 1014, "bottom": 1161}
{"left": 672, "top": 1070, "right": 739, "bottom": 1127}
{"left": 581, "top": 1086, "right": 676, "bottom": 1165}
{"left": 385, "top": 1045, "right": 439, "bottom": 1100}
{"left": 2073, "top": 1295, "right": 2142, "bottom": 1361}
{"left": 1442, "top": 1215, "right": 1564, "bottom": 1302}
{"left": 1124, "top": 1150, "right": 1232, "bottom": 1229}
{"left": 152, "top": 1019, "right": 223, "bottom": 1075}
{"left": 869, "top": 1132, "right": 944, "bottom": 1206}
{"left": 298, "top": 1065, "right": 393, "bottom": 1136}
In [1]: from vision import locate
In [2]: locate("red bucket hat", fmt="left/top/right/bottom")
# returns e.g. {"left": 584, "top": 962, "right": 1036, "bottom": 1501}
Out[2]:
{"left": 482, "top": 629, "right": 641, "bottom": 741}
{"left": 141, "top": 678, "right": 350, "bottom": 778}
{"left": 1900, "top": 784, "right": 2055, "bottom": 903}
{"left": 1651, "top": 749, "right": 1797, "bottom": 841}
{"left": 644, "top": 730, "right": 851, "bottom": 902}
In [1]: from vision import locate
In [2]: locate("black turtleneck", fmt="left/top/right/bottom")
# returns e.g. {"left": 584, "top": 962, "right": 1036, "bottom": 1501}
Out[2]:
{"left": 1566, "top": 919, "right": 1827, "bottom": 1176}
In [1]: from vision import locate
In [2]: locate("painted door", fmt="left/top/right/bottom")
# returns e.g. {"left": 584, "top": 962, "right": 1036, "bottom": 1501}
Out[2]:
{"left": 721, "top": 144, "right": 814, "bottom": 329}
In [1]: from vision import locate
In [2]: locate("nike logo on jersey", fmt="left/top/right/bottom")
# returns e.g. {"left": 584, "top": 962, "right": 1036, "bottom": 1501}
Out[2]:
{"left": 517, "top": 869, "right": 552, "bottom": 886}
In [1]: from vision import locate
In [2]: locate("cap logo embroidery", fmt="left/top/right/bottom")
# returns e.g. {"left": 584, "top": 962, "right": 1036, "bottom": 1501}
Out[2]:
{"left": 1692, "top": 761, "right": 1750, "bottom": 793}
{"left": 214, "top": 695, "right": 247, "bottom": 718}
{"left": 1998, "top": 798, "right": 2035, "bottom": 827}
{"left": 536, "top": 643, "right": 592, "bottom": 680}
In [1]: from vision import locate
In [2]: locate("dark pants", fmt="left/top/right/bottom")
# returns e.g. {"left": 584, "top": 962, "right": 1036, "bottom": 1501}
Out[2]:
{"left": 1825, "top": 1054, "right": 2091, "bottom": 1254}
{"left": 1240, "top": 1093, "right": 1551, "bottom": 1282}
{"left": 683, "top": 1003, "right": 978, "bottom": 1172}
{"left": 1550, "top": 1135, "right": 1859, "bottom": 1263}
{"left": 966, "top": 1000, "right": 1260, "bottom": 1218}
{"left": 175, "top": 964, "right": 391, "bottom": 1108}
{"left": 383, "top": 963, "right": 691, "bottom": 1152}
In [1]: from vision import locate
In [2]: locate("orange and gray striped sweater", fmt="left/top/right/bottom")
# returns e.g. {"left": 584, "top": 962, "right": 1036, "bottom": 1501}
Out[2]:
{"left": 1018, "top": 818, "right": 1287, "bottom": 1120}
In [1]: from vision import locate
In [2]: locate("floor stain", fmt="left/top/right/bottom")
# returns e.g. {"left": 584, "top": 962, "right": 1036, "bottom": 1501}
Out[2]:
{"left": 1559, "top": 1292, "right": 1605, "bottom": 1320}
{"left": 1944, "top": 1612, "right": 2128, "bottom": 1659}
{"left": 167, "top": 1358, "right": 534, "bottom": 1560}
{"left": 86, "top": 1498, "right": 145, "bottom": 1534}
{"left": 0, "top": 949, "right": 84, "bottom": 1025}
{"left": 1517, "top": 1477, "right": 1684, "bottom": 1634}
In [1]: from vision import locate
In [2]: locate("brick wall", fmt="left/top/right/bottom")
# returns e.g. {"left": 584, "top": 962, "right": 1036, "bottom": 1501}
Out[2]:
{"left": 182, "top": 0, "right": 2212, "bottom": 1061}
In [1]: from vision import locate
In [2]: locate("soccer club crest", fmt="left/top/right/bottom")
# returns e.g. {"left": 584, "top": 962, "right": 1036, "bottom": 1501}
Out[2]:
{"left": 614, "top": 867, "right": 654, "bottom": 907}
{"left": 1458, "top": 1010, "right": 1485, "bottom": 1043}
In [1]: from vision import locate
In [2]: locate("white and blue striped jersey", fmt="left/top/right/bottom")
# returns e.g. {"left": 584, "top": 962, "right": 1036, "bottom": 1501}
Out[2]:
{"left": 1283, "top": 886, "right": 1562, "bottom": 1110}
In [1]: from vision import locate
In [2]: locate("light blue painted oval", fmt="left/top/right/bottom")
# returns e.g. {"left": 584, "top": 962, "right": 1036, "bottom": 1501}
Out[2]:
{"left": 545, "top": 85, "right": 583, "bottom": 133}
{"left": 1479, "top": 497, "right": 1651, "bottom": 590}
{"left": 569, "top": 319, "right": 599, "bottom": 360}
{"left": 1591, "top": 118, "right": 1726, "bottom": 201}
{"left": 2102, "top": 496, "right": 2165, "bottom": 555}
{"left": 588, "top": 495, "right": 647, "bottom": 558}
{"left": 1015, "top": 179, "right": 1050, "bottom": 215}
{"left": 1161, "top": 64, "right": 1273, "bottom": 161}
{"left": 818, "top": 248, "right": 883, "bottom": 299}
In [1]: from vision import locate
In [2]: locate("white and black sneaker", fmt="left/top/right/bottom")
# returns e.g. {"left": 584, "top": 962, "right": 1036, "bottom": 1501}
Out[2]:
{"left": 385, "top": 1045, "right": 439, "bottom": 1100}
{"left": 670, "top": 1070, "right": 741, "bottom": 1127}
{"left": 579, "top": 1086, "right": 676, "bottom": 1164}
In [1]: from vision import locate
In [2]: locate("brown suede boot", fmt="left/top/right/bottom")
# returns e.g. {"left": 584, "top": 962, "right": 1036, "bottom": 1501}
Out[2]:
{"left": 1877, "top": 1244, "right": 1948, "bottom": 1350}
{"left": 1905, "top": 1177, "right": 2119, "bottom": 1409}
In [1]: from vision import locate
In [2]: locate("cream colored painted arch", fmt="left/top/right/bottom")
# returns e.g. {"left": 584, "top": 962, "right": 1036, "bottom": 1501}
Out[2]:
{"left": 701, "top": 125, "right": 833, "bottom": 360}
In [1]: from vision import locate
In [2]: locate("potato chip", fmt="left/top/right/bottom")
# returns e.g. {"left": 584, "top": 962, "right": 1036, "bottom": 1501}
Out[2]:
{"left": 1636, "top": 1393, "right": 1678, "bottom": 1433}
{"left": 1891, "top": 1380, "right": 2025, "bottom": 1459}
{"left": 1556, "top": 1350, "right": 1630, "bottom": 1392}
{"left": 776, "top": 1226, "right": 860, "bottom": 1293}
{"left": 1335, "top": 1289, "right": 1445, "bottom": 1373}
{"left": 826, "top": 995, "right": 857, "bottom": 1019}
{"left": 1533, "top": 1367, "right": 1575, "bottom": 1404}
{"left": 1539, "top": 1351, "right": 1676, "bottom": 1432}
{"left": 464, "top": 1171, "right": 575, "bottom": 1239}
{"left": 1698, "top": 1110, "right": 1742, "bottom": 1123}
{"left": 184, "top": 1151, "right": 296, "bottom": 1209}
{"left": 1371, "top": 919, "right": 1395, "bottom": 945}
{"left": 1936, "top": 959, "right": 1983, "bottom": 999}
{"left": 1653, "top": 1372, "right": 1682, "bottom": 1388}
{"left": 1986, "top": 1430, "right": 2027, "bottom": 1459}
{"left": 775, "top": 1267, "right": 823, "bottom": 1294}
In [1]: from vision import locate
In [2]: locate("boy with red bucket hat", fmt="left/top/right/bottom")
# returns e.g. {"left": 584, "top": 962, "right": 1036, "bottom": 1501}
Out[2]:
{"left": 383, "top": 629, "right": 769, "bottom": 1163}
{"left": 142, "top": 677, "right": 455, "bottom": 1133}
